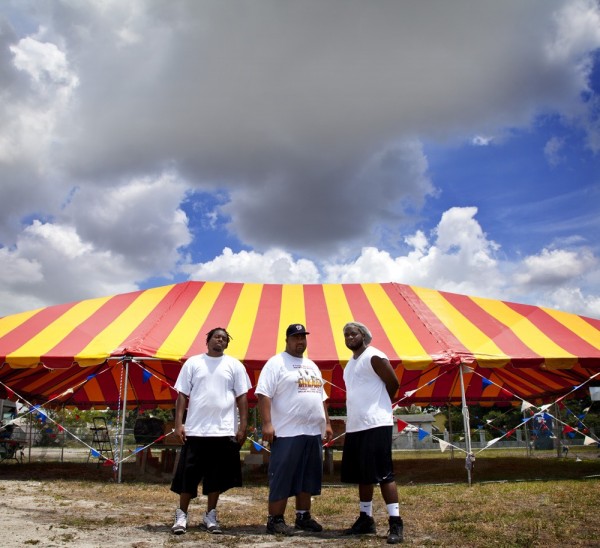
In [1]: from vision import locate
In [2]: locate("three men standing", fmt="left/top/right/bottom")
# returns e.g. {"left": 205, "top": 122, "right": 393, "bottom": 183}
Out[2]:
{"left": 169, "top": 321, "right": 404, "bottom": 543}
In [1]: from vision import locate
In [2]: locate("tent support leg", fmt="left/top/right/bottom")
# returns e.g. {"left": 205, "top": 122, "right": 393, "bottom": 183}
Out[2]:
{"left": 117, "top": 360, "right": 129, "bottom": 484}
{"left": 459, "top": 364, "right": 474, "bottom": 486}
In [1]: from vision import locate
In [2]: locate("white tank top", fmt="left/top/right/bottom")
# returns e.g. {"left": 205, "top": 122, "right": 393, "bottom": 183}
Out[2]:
{"left": 343, "top": 346, "right": 393, "bottom": 433}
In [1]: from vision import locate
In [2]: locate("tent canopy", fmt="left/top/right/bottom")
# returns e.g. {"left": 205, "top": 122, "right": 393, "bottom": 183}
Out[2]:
{"left": 1, "top": 281, "right": 599, "bottom": 409}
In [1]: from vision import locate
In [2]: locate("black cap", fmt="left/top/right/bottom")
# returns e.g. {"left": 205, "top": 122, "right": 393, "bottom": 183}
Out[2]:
{"left": 286, "top": 323, "right": 310, "bottom": 337}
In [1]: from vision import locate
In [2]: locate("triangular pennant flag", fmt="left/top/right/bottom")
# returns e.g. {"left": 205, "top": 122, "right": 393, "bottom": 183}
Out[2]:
{"left": 584, "top": 436, "right": 597, "bottom": 446}
{"left": 438, "top": 440, "right": 450, "bottom": 453}
{"left": 540, "top": 404, "right": 552, "bottom": 412}
{"left": 481, "top": 377, "right": 493, "bottom": 390}
{"left": 506, "top": 428, "right": 516, "bottom": 437}
{"left": 142, "top": 370, "right": 152, "bottom": 383}
{"left": 562, "top": 425, "right": 575, "bottom": 435}
{"left": 521, "top": 400, "right": 533, "bottom": 412}
{"left": 90, "top": 449, "right": 101, "bottom": 458}
{"left": 396, "top": 419, "right": 408, "bottom": 433}
{"left": 252, "top": 441, "right": 263, "bottom": 452}
{"left": 486, "top": 436, "right": 502, "bottom": 448}
{"left": 418, "top": 428, "right": 429, "bottom": 441}
{"left": 403, "top": 390, "right": 417, "bottom": 398}
{"left": 86, "top": 374, "right": 97, "bottom": 380}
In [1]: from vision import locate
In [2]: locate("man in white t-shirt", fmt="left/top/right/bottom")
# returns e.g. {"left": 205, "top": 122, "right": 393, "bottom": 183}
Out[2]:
{"left": 170, "top": 327, "right": 251, "bottom": 536}
{"left": 256, "top": 323, "right": 333, "bottom": 536}
{"left": 341, "top": 321, "right": 404, "bottom": 544}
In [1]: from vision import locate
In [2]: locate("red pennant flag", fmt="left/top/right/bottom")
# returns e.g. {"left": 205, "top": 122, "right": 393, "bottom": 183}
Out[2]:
{"left": 562, "top": 425, "right": 575, "bottom": 434}
{"left": 396, "top": 419, "right": 408, "bottom": 432}
{"left": 506, "top": 428, "right": 516, "bottom": 437}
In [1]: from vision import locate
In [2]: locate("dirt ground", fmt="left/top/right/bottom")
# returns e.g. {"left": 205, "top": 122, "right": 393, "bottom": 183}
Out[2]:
{"left": 0, "top": 477, "right": 394, "bottom": 547}
{"left": 2, "top": 452, "right": 600, "bottom": 547}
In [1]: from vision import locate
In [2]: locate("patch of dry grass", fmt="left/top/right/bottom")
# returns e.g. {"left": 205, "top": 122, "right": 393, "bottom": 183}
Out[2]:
{"left": 2, "top": 455, "right": 600, "bottom": 546}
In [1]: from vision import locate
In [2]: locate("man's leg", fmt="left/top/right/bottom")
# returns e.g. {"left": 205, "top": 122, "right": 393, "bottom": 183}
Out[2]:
{"left": 380, "top": 481, "right": 398, "bottom": 505}
{"left": 179, "top": 492, "right": 193, "bottom": 513}
{"left": 207, "top": 491, "right": 219, "bottom": 512}
{"left": 203, "top": 491, "right": 222, "bottom": 533}
{"left": 268, "top": 498, "right": 287, "bottom": 516}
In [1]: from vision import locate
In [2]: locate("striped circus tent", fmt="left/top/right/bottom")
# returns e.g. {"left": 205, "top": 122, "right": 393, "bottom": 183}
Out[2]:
{"left": 1, "top": 281, "right": 599, "bottom": 410}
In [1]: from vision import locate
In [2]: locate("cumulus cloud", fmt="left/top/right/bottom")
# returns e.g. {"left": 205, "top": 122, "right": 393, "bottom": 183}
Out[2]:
{"left": 1, "top": 1, "right": 599, "bottom": 318}
{"left": 183, "top": 206, "right": 600, "bottom": 318}
{"left": 183, "top": 248, "right": 320, "bottom": 284}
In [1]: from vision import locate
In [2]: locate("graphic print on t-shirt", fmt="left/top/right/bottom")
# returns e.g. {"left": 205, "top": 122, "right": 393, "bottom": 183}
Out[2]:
{"left": 296, "top": 366, "right": 323, "bottom": 393}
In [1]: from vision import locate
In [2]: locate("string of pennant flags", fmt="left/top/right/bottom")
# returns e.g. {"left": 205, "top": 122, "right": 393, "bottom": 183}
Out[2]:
{"left": 1, "top": 359, "right": 599, "bottom": 471}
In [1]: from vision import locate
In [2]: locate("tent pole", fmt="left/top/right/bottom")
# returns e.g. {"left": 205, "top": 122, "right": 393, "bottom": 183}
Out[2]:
{"left": 117, "top": 360, "right": 130, "bottom": 484}
{"left": 459, "top": 364, "right": 474, "bottom": 486}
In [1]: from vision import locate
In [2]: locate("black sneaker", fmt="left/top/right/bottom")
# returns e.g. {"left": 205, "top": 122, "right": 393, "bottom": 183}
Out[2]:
{"left": 295, "top": 511, "right": 323, "bottom": 532}
{"left": 343, "top": 512, "right": 376, "bottom": 535}
{"left": 266, "top": 515, "right": 295, "bottom": 536}
{"left": 387, "top": 516, "right": 404, "bottom": 544}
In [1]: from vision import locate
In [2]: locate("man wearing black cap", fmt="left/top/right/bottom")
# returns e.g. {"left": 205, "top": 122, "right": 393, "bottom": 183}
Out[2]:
{"left": 256, "top": 323, "right": 333, "bottom": 536}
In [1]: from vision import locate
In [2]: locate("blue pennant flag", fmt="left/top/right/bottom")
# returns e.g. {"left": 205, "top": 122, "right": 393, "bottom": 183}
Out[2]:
{"left": 418, "top": 428, "right": 429, "bottom": 441}
{"left": 133, "top": 447, "right": 144, "bottom": 454}
{"left": 86, "top": 374, "right": 97, "bottom": 380}
{"left": 142, "top": 370, "right": 152, "bottom": 383}
{"left": 481, "top": 378, "right": 493, "bottom": 390}
{"left": 90, "top": 449, "right": 101, "bottom": 458}
{"left": 252, "top": 441, "right": 263, "bottom": 452}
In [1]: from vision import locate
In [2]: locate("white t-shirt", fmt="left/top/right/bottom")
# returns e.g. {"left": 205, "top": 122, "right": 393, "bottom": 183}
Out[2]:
{"left": 343, "top": 346, "right": 394, "bottom": 433}
{"left": 174, "top": 353, "right": 252, "bottom": 437}
{"left": 255, "top": 352, "right": 328, "bottom": 438}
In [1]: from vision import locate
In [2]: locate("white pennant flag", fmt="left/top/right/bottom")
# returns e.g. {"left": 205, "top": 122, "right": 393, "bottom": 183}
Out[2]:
{"left": 486, "top": 436, "right": 502, "bottom": 448}
{"left": 539, "top": 404, "right": 552, "bottom": 412}
{"left": 521, "top": 400, "right": 533, "bottom": 412}
{"left": 404, "top": 390, "right": 417, "bottom": 398}
{"left": 438, "top": 440, "right": 450, "bottom": 453}
{"left": 584, "top": 436, "right": 597, "bottom": 446}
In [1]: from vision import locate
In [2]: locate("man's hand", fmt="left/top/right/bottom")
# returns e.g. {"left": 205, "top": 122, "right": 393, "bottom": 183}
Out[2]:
{"left": 261, "top": 421, "right": 275, "bottom": 444}
{"left": 175, "top": 423, "right": 186, "bottom": 443}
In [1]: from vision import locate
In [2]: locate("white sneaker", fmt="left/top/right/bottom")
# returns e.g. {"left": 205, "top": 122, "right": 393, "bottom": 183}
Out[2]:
{"left": 171, "top": 508, "right": 187, "bottom": 535}
{"left": 203, "top": 508, "right": 222, "bottom": 534}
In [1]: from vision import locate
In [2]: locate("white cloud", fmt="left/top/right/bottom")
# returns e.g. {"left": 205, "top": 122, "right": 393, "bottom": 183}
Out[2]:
{"left": 514, "top": 247, "right": 596, "bottom": 286}
{"left": 544, "top": 136, "right": 565, "bottom": 166}
{"left": 472, "top": 135, "right": 494, "bottom": 146}
{"left": 0, "top": 1, "right": 599, "bottom": 320}
{"left": 183, "top": 248, "right": 320, "bottom": 284}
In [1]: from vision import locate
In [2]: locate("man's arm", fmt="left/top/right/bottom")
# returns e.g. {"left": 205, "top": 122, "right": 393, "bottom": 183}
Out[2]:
{"left": 371, "top": 355, "right": 400, "bottom": 403}
{"left": 174, "top": 391, "right": 189, "bottom": 442}
{"left": 257, "top": 394, "right": 275, "bottom": 444}
{"left": 235, "top": 393, "right": 248, "bottom": 444}
{"left": 323, "top": 402, "right": 333, "bottom": 443}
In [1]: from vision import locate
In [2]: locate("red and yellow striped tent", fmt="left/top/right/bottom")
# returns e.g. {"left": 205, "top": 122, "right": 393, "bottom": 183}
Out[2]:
{"left": 1, "top": 281, "right": 599, "bottom": 410}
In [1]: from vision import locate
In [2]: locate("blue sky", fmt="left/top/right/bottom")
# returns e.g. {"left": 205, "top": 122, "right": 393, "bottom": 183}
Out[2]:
{"left": 1, "top": 0, "right": 599, "bottom": 319}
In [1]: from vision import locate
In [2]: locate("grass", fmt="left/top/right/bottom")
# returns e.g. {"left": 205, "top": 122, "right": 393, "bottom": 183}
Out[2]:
{"left": 2, "top": 453, "right": 600, "bottom": 546}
